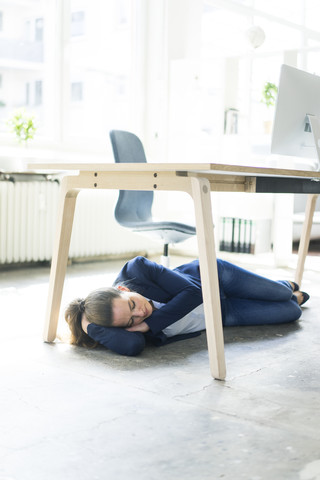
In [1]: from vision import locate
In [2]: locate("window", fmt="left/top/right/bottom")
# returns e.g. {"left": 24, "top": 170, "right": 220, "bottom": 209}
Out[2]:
{"left": 199, "top": 0, "right": 320, "bottom": 143}
{"left": 25, "top": 83, "right": 30, "bottom": 105}
{"left": 115, "top": 0, "right": 130, "bottom": 27}
{"left": 0, "top": 1, "right": 46, "bottom": 138}
{"left": 35, "top": 17, "right": 44, "bottom": 42}
{"left": 65, "top": 1, "right": 134, "bottom": 144}
{"left": 1, "top": 0, "right": 320, "bottom": 159}
{"left": 71, "top": 11, "right": 85, "bottom": 37}
{"left": 165, "top": 0, "right": 320, "bottom": 164}
{"left": 0, "top": 0, "right": 136, "bottom": 151}
{"left": 71, "top": 81, "right": 83, "bottom": 102}
{"left": 34, "top": 80, "right": 42, "bottom": 105}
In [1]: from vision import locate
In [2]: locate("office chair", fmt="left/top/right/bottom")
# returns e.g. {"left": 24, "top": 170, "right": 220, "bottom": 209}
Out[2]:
{"left": 109, "top": 130, "right": 196, "bottom": 266}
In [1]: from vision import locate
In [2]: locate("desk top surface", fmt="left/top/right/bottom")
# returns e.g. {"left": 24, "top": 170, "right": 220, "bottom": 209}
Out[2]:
{"left": 28, "top": 162, "right": 320, "bottom": 179}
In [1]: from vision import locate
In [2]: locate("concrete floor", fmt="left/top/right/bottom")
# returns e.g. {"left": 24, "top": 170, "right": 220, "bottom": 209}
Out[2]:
{"left": 0, "top": 254, "right": 320, "bottom": 480}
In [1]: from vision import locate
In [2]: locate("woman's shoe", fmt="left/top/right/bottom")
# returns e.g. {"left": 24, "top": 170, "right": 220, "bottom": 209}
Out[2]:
{"left": 292, "top": 281, "right": 300, "bottom": 292}
{"left": 282, "top": 280, "right": 300, "bottom": 291}
{"left": 300, "top": 292, "right": 310, "bottom": 306}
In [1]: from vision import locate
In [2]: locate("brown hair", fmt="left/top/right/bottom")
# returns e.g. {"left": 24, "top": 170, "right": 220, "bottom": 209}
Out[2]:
{"left": 64, "top": 287, "right": 122, "bottom": 347}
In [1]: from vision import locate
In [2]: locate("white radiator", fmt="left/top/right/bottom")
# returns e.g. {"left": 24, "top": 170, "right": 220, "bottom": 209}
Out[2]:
{"left": 0, "top": 179, "right": 157, "bottom": 264}
{"left": 0, "top": 180, "right": 59, "bottom": 264}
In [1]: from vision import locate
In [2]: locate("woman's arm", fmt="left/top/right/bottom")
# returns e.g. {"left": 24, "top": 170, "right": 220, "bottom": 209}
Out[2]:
{"left": 116, "top": 256, "right": 203, "bottom": 335}
{"left": 87, "top": 323, "right": 146, "bottom": 356}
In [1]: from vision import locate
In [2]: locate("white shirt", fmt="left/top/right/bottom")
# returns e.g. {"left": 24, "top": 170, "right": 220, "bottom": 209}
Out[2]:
{"left": 151, "top": 300, "right": 206, "bottom": 338}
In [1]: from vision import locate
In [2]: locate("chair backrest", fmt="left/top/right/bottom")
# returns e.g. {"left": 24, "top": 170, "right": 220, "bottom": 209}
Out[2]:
{"left": 110, "top": 130, "right": 147, "bottom": 164}
{"left": 109, "top": 130, "right": 154, "bottom": 227}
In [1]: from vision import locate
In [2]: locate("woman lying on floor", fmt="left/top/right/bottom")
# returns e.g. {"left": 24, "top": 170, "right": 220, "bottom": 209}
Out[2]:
{"left": 65, "top": 256, "right": 309, "bottom": 356}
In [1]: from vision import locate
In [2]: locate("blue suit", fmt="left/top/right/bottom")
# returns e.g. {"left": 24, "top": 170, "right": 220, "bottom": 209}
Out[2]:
{"left": 87, "top": 257, "right": 204, "bottom": 355}
{"left": 87, "top": 256, "right": 301, "bottom": 356}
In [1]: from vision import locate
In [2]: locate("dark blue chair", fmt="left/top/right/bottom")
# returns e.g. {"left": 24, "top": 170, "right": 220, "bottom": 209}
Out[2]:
{"left": 109, "top": 130, "right": 196, "bottom": 265}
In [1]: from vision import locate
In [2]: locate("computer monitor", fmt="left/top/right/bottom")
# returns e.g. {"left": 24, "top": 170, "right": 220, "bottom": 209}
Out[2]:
{"left": 271, "top": 64, "right": 320, "bottom": 171}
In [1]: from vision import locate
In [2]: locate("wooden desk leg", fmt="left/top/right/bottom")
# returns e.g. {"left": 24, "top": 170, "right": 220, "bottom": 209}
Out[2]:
{"left": 43, "top": 177, "right": 80, "bottom": 342}
{"left": 191, "top": 176, "right": 226, "bottom": 380}
{"left": 295, "top": 193, "right": 319, "bottom": 287}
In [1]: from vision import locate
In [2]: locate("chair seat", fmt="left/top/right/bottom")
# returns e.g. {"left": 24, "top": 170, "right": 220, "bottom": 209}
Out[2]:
{"left": 121, "top": 220, "right": 195, "bottom": 234}
{"left": 134, "top": 225, "right": 196, "bottom": 244}
{"left": 121, "top": 220, "right": 196, "bottom": 244}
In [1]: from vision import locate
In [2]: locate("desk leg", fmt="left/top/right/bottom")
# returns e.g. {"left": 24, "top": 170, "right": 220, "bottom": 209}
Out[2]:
{"left": 43, "top": 178, "right": 79, "bottom": 342}
{"left": 295, "top": 193, "right": 319, "bottom": 287}
{"left": 191, "top": 176, "right": 226, "bottom": 380}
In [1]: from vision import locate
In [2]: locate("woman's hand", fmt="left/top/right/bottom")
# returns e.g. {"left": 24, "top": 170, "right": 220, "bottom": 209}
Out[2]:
{"left": 81, "top": 314, "right": 91, "bottom": 334}
{"left": 126, "top": 321, "right": 150, "bottom": 333}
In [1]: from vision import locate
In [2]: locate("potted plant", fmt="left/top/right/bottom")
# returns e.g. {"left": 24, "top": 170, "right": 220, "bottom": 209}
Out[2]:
{"left": 1, "top": 109, "right": 37, "bottom": 171}
{"left": 261, "top": 82, "right": 278, "bottom": 134}
{"left": 7, "top": 108, "right": 37, "bottom": 145}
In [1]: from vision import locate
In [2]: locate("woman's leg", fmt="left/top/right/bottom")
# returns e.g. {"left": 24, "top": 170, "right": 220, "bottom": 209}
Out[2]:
{"left": 217, "top": 259, "right": 293, "bottom": 302}
{"left": 222, "top": 297, "right": 302, "bottom": 327}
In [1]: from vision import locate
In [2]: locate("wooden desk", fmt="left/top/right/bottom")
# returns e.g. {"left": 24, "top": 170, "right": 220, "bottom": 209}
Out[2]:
{"left": 28, "top": 162, "right": 320, "bottom": 380}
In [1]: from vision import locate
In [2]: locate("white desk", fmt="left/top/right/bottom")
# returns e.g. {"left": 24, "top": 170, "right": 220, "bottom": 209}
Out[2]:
{"left": 28, "top": 162, "right": 320, "bottom": 380}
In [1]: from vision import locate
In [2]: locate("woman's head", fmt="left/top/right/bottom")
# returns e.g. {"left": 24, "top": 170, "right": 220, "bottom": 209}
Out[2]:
{"left": 65, "top": 287, "right": 121, "bottom": 347}
{"left": 111, "top": 286, "right": 154, "bottom": 328}
{"left": 64, "top": 285, "right": 154, "bottom": 346}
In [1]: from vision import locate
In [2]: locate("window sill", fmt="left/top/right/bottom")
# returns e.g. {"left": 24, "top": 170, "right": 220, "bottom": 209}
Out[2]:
{"left": 0, "top": 143, "right": 114, "bottom": 173}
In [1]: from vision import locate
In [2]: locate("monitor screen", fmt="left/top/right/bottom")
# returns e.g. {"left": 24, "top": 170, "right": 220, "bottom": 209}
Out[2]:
{"left": 271, "top": 64, "right": 320, "bottom": 170}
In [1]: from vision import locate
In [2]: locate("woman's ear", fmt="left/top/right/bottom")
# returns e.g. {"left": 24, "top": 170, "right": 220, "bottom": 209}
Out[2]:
{"left": 116, "top": 285, "right": 130, "bottom": 293}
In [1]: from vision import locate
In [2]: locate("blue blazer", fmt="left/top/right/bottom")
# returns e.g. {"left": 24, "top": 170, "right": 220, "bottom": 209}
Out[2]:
{"left": 87, "top": 256, "right": 204, "bottom": 356}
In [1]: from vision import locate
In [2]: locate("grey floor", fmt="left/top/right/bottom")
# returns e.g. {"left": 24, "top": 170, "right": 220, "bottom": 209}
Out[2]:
{"left": 0, "top": 254, "right": 320, "bottom": 480}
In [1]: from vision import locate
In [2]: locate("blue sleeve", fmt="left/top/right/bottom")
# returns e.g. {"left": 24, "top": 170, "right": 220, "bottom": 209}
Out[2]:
{"left": 116, "top": 256, "right": 203, "bottom": 335}
{"left": 87, "top": 323, "right": 146, "bottom": 356}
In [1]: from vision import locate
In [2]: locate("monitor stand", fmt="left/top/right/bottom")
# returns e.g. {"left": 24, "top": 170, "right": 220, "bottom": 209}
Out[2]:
{"left": 307, "top": 114, "right": 320, "bottom": 171}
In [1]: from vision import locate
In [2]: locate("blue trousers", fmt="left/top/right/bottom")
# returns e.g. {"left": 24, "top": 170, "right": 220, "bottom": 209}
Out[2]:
{"left": 217, "top": 259, "right": 302, "bottom": 326}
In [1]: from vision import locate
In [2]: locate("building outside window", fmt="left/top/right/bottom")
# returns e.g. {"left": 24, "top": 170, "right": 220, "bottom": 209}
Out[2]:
{"left": 71, "top": 81, "right": 83, "bottom": 102}
{"left": 25, "top": 82, "right": 30, "bottom": 106}
{"left": 34, "top": 80, "right": 42, "bottom": 105}
{"left": 35, "top": 17, "right": 44, "bottom": 42}
{"left": 71, "top": 11, "right": 85, "bottom": 37}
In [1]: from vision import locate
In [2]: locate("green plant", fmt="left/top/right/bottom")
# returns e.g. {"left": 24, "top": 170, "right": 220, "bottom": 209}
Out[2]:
{"left": 261, "top": 82, "right": 278, "bottom": 108}
{"left": 7, "top": 109, "right": 37, "bottom": 145}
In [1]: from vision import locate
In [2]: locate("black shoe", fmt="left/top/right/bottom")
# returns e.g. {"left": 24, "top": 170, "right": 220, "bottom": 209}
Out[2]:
{"left": 292, "top": 281, "right": 300, "bottom": 292}
{"left": 282, "top": 280, "right": 300, "bottom": 291}
{"left": 300, "top": 292, "right": 310, "bottom": 306}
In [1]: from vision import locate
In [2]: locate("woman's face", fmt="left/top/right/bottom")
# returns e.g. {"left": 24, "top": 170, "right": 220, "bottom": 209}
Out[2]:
{"left": 111, "top": 289, "right": 153, "bottom": 328}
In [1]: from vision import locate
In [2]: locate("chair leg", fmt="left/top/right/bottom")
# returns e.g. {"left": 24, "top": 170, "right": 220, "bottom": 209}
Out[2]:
{"left": 160, "top": 243, "right": 170, "bottom": 267}
{"left": 160, "top": 254, "right": 170, "bottom": 267}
